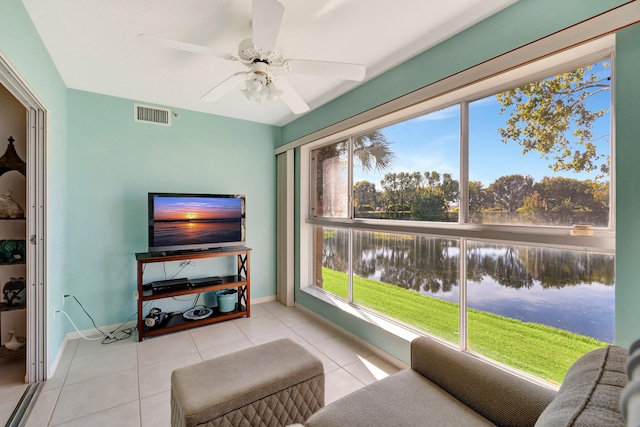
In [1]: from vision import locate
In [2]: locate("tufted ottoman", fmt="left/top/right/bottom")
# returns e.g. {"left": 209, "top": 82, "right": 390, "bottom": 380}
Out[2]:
{"left": 171, "top": 338, "right": 324, "bottom": 427}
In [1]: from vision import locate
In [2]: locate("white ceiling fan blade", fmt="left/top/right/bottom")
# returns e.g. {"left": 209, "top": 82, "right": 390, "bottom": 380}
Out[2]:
{"left": 201, "top": 73, "right": 247, "bottom": 102}
{"left": 139, "top": 34, "right": 237, "bottom": 61}
{"left": 276, "top": 78, "right": 309, "bottom": 114}
{"left": 252, "top": 0, "right": 284, "bottom": 52}
{"left": 285, "top": 59, "right": 366, "bottom": 81}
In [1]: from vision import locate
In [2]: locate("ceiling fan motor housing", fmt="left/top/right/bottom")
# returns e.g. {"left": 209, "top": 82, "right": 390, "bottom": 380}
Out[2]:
{"left": 238, "top": 38, "right": 281, "bottom": 64}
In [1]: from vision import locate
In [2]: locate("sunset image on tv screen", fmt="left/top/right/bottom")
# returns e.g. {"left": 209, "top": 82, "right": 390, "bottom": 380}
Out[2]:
{"left": 152, "top": 196, "right": 243, "bottom": 247}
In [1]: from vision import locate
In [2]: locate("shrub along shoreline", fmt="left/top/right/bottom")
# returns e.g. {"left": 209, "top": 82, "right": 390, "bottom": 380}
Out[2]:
{"left": 321, "top": 267, "right": 606, "bottom": 385}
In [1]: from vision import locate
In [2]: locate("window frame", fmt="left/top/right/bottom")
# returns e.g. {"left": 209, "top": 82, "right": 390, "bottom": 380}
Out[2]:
{"left": 299, "top": 37, "right": 616, "bottom": 363}
{"left": 305, "top": 39, "right": 615, "bottom": 248}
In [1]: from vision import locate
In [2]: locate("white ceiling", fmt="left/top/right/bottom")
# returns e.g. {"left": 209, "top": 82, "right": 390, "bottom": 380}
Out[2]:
{"left": 22, "top": 0, "right": 516, "bottom": 126}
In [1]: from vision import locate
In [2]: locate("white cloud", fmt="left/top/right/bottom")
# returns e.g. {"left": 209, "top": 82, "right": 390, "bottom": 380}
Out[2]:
{"left": 409, "top": 105, "right": 459, "bottom": 122}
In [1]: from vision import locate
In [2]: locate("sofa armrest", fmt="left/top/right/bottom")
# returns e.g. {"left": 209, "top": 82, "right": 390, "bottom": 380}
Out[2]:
{"left": 411, "top": 336, "right": 556, "bottom": 427}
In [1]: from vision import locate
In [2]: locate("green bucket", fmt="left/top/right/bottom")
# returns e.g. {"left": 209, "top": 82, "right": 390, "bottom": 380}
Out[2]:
{"left": 216, "top": 289, "right": 238, "bottom": 313}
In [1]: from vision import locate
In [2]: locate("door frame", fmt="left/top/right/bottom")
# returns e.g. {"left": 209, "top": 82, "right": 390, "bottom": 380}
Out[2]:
{"left": 0, "top": 51, "right": 48, "bottom": 383}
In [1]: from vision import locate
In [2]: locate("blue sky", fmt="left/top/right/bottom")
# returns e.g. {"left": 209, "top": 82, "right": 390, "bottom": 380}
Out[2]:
{"left": 354, "top": 61, "right": 612, "bottom": 188}
{"left": 154, "top": 196, "right": 241, "bottom": 220}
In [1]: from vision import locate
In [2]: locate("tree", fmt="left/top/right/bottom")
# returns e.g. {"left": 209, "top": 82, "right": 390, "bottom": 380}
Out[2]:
{"left": 379, "top": 170, "right": 458, "bottom": 221}
{"left": 468, "top": 180, "right": 492, "bottom": 216}
{"left": 353, "top": 130, "right": 396, "bottom": 173}
{"left": 496, "top": 61, "right": 610, "bottom": 178}
{"left": 411, "top": 188, "right": 448, "bottom": 221}
{"left": 532, "top": 176, "right": 608, "bottom": 226}
{"left": 487, "top": 174, "right": 534, "bottom": 214}
{"left": 354, "top": 180, "right": 378, "bottom": 212}
{"left": 518, "top": 190, "right": 547, "bottom": 224}
{"left": 440, "top": 173, "right": 459, "bottom": 204}
{"left": 379, "top": 172, "right": 422, "bottom": 218}
{"left": 313, "top": 131, "right": 395, "bottom": 286}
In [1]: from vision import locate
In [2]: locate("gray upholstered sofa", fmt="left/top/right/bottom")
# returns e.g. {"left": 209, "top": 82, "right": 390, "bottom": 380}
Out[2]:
{"left": 291, "top": 335, "right": 629, "bottom": 427}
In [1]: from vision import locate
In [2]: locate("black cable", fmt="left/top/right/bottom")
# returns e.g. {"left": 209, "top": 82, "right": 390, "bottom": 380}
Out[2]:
{"left": 70, "top": 295, "right": 109, "bottom": 337}
{"left": 171, "top": 294, "right": 199, "bottom": 302}
{"left": 190, "top": 293, "right": 200, "bottom": 309}
{"left": 108, "top": 309, "right": 138, "bottom": 334}
{"left": 69, "top": 295, "right": 141, "bottom": 344}
{"left": 101, "top": 304, "right": 146, "bottom": 344}
{"left": 101, "top": 326, "right": 137, "bottom": 344}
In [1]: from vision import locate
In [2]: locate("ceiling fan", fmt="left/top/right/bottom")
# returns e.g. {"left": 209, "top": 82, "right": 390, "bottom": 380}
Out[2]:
{"left": 139, "top": 0, "right": 366, "bottom": 114}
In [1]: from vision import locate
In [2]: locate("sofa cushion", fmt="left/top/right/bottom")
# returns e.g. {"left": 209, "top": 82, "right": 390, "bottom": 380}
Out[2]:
{"left": 535, "top": 345, "right": 628, "bottom": 427}
{"left": 304, "top": 370, "right": 495, "bottom": 427}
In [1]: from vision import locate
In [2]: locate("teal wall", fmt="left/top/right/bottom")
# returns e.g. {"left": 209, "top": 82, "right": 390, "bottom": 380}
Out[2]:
{"left": 0, "top": 0, "right": 69, "bottom": 364}
{"left": 614, "top": 23, "right": 640, "bottom": 349}
{"left": 65, "top": 90, "right": 278, "bottom": 331}
{"left": 0, "top": 0, "right": 279, "bottom": 368}
{"left": 283, "top": 0, "right": 638, "bottom": 363}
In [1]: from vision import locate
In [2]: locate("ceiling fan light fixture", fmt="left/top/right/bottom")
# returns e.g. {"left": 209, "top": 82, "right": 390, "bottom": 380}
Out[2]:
{"left": 266, "top": 81, "right": 282, "bottom": 100}
{"left": 241, "top": 88, "right": 260, "bottom": 103}
{"left": 245, "top": 73, "right": 265, "bottom": 95}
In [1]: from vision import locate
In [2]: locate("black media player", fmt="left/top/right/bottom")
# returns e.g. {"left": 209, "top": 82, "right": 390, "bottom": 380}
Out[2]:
{"left": 189, "top": 276, "right": 223, "bottom": 288}
{"left": 150, "top": 277, "right": 190, "bottom": 293}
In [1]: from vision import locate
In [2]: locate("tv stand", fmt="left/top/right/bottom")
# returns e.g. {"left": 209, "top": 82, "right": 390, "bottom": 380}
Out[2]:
{"left": 135, "top": 246, "right": 251, "bottom": 341}
{"left": 176, "top": 247, "right": 224, "bottom": 254}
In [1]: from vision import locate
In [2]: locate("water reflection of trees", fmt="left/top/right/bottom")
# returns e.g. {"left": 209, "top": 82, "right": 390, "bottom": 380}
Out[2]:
{"left": 321, "top": 229, "right": 614, "bottom": 293}
{"left": 467, "top": 245, "right": 534, "bottom": 289}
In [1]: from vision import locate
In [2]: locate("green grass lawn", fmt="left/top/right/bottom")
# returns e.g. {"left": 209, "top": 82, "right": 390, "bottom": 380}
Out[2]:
{"left": 320, "top": 267, "right": 606, "bottom": 385}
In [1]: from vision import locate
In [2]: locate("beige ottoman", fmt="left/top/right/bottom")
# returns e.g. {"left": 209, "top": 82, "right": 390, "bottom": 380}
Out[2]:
{"left": 171, "top": 338, "right": 324, "bottom": 427}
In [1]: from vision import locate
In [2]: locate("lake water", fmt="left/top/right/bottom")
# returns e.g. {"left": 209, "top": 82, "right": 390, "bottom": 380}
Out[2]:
{"left": 153, "top": 220, "right": 242, "bottom": 246}
{"left": 325, "top": 230, "right": 615, "bottom": 343}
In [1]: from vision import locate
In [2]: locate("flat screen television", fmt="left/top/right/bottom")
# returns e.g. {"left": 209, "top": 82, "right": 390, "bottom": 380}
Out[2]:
{"left": 148, "top": 193, "right": 245, "bottom": 253}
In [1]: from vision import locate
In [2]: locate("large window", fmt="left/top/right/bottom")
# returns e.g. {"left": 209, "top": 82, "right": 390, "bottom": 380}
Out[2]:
{"left": 304, "top": 49, "right": 615, "bottom": 385}
{"left": 468, "top": 61, "right": 611, "bottom": 227}
{"left": 351, "top": 231, "right": 460, "bottom": 343}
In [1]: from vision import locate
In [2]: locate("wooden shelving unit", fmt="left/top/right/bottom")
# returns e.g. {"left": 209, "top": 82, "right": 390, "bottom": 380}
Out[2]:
{"left": 135, "top": 246, "right": 251, "bottom": 341}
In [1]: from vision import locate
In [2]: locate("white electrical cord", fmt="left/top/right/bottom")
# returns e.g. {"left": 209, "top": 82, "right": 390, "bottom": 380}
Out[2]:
{"left": 56, "top": 310, "right": 105, "bottom": 341}
{"left": 169, "top": 260, "right": 196, "bottom": 279}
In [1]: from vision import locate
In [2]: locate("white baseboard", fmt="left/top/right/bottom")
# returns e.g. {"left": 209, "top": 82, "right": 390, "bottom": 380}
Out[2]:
{"left": 62, "top": 320, "right": 137, "bottom": 341}
{"left": 47, "top": 296, "right": 276, "bottom": 378}
{"left": 48, "top": 320, "right": 137, "bottom": 378}
{"left": 49, "top": 296, "right": 275, "bottom": 378}
{"left": 48, "top": 334, "right": 70, "bottom": 379}
{"left": 251, "top": 295, "right": 276, "bottom": 305}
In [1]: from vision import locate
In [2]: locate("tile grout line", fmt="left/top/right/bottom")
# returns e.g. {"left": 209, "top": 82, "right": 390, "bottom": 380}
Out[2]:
{"left": 32, "top": 303, "right": 398, "bottom": 426}
{"left": 136, "top": 339, "right": 142, "bottom": 427}
{"left": 45, "top": 347, "right": 75, "bottom": 427}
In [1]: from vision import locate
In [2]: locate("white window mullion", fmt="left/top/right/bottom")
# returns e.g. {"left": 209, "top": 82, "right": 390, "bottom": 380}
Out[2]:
{"left": 459, "top": 101, "right": 469, "bottom": 224}
{"left": 348, "top": 138, "right": 354, "bottom": 302}
{"left": 348, "top": 137, "right": 354, "bottom": 219}
{"left": 459, "top": 101, "right": 469, "bottom": 351}
{"left": 348, "top": 228, "right": 354, "bottom": 302}
{"left": 608, "top": 52, "right": 616, "bottom": 232}
{"left": 459, "top": 238, "right": 468, "bottom": 351}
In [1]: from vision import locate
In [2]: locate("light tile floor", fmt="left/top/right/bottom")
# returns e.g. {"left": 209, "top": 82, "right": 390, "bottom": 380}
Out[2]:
{"left": 0, "top": 351, "right": 27, "bottom": 426}
{"left": 24, "top": 301, "right": 404, "bottom": 427}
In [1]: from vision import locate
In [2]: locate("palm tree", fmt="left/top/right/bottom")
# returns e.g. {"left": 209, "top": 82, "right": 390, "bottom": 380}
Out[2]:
{"left": 353, "top": 130, "right": 395, "bottom": 173}
{"left": 313, "top": 131, "right": 396, "bottom": 287}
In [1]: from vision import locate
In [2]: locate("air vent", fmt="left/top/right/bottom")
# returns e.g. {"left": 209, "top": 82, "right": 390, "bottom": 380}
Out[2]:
{"left": 134, "top": 103, "right": 171, "bottom": 126}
